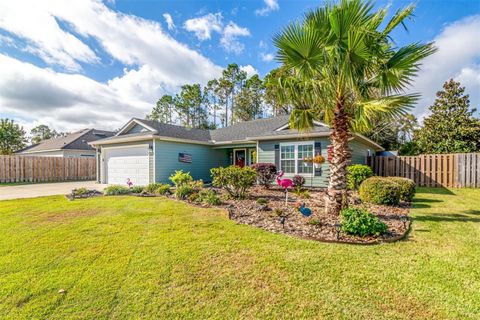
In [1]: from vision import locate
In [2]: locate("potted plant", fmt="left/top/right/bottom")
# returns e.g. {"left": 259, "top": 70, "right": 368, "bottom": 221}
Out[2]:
{"left": 312, "top": 155, "right": 325, "bottom": 169}
{"left": 303, "top": 156, "right": 313, "bottom": 166}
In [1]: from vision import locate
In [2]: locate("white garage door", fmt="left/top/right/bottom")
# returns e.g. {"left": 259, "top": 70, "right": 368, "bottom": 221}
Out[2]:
{"left": 105, "top": 146, "right": 149, "bottom": 186}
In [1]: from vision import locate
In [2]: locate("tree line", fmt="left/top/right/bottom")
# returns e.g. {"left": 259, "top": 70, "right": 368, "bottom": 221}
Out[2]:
{"left": 147, "top": 63, "right": 291, "bottom": 129}
{"left": 363, "top": 79, "right": 480, "bottom": 155}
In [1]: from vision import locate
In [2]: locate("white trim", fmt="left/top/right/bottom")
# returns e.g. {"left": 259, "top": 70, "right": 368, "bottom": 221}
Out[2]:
{"left": 249, "top": 132, "right": 330, "bottom": 141}
{"left": 233, "top": 148, "right": 247, "bottom": 166}
{"left": 256, "top": 141, "right": 259, "bottom": 163}
{"left": 279, "top": 141, "right": 315, "bottom": 177}
{"left": 101, "top": 143, "right": 150, "bottom": 150}
{"left": 116, "top": 119, "right": 157, "bottom": 136}
{"left": 274, "top": 120, "right": 328, "bottom": 132}
{"left": 152, "top": 139, "right": 156, "bottom": 184}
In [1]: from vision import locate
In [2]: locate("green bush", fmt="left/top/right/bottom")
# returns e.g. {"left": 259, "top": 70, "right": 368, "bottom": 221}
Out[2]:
{"left": 388, "top": 177, "right": 416, "bottom": 202}
{"left": 155, "top": 184, "right": 171, "bottom": 195}
{"left": 175, "top": 184, "right": 195, "bottom": 199}
{"left": 347, "top": 164, "right": 374, "bottom": 190}
{"left": 73, "top": 187, "right": 88, "bottom": 196}
{"left": 104, "top": 185, "right": 131, "bottom": 196}
{"left": 210, "top": 166, "right": 256, "bottom": 199}
{"left": 359, "top": 177, "right": 400, "bottom": 205}
{"left": 197, "top": 189, "right": 222, "bottom": 206}
{"left": 145, "top": 183, "right": 164, "bottom": 194}
{"left": 130, "top": 186, "right": 145, "bottom": 193}
{"left": 169, "top": 170, "right": 193, "bottom": 187}
{"left": 256, "top": 198, "right": 268, "bottom": 205}
{"left": 340, "top": 207, "right": 388, "bottom": 237}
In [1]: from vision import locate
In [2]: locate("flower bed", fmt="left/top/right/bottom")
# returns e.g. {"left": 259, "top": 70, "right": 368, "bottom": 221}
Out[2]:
{"left": 221, "top": 186, "right": 410, "bottom": 244}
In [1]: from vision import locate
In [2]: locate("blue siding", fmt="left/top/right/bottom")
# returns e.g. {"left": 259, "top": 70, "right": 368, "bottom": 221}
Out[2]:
{"left": 257, "top": 137, "right": 372, "bottom": 187}
{"left": 258, "top": 138, "right": 330, "bottom": 187}
{"left": 154, "top": 140, "right": 229, "bottom": 183}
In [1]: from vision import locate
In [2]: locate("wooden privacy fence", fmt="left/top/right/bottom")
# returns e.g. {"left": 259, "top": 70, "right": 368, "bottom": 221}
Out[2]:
{"left": 0, "top": 155, "right": 96, "bottom": 183}
{"left": 366, "top": 153, "right": 480, "bottom": 188}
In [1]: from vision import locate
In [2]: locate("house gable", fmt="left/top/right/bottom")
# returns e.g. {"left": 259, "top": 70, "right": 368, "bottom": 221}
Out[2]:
{"left": 116, "top": 119, "right": 157, "bottom": 136}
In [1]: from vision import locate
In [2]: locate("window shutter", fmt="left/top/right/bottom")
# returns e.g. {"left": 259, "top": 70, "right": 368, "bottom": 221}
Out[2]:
{"left": 274, "top": 144, "right": 280, "bottom": 169}
{"left": 314, "top": 142, "right": 322, "bottom": 176}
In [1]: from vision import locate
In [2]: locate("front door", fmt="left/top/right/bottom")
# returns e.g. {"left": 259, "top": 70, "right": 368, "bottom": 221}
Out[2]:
{"left": 234, "top": 149, "right": 246, "bottom": 167}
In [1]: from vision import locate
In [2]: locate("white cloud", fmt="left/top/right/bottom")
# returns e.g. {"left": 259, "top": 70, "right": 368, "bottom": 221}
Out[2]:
{"left": 163, "top": 13, "right": 175, "bottom": 31}
{"left": 410, "top": 15, "right": 480, "bottom": 118}
{"left": 255, "top": 0, "right": 279, "bottom": 16}
{"left": 220, "top": 22, "right": 250, "bottom": 54}
{"left": 0, "top": 54, "right": 149, "bottom": 132}
{"left": 0, "top": 0, "right": 99, "bottom": 71}
{"left": 260, "top": 52, "right": 274, "bottom": 62}
{"left": 240, "top": 64, "right": 258, "bottom": 78}
{"left": 0, "top": 0, "right": 223, "bottom": 131}
{"left": 183, "top": 12, "right": 223, "bottom": 41}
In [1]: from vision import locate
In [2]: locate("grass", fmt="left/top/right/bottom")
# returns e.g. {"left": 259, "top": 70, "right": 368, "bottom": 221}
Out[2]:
{"left": 0, "top": 188, "right": 479, "bottom": 319}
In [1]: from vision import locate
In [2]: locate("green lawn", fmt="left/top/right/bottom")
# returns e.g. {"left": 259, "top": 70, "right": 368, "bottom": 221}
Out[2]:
{"left": 0, "top": 188, "right": 479, "bottom": 319}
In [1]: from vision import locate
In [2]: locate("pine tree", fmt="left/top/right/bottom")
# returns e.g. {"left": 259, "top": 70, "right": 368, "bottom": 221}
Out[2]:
{"left": 148, "top": 95, "right": 175, "bottom": 124}
{"left": 414, "top": 79, "right": 480, "bottom": 154}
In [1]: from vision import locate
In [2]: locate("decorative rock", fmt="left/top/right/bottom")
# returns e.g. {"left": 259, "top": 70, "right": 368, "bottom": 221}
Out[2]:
{"left": 58, "top": 289, "right": 66, "bottom": 294}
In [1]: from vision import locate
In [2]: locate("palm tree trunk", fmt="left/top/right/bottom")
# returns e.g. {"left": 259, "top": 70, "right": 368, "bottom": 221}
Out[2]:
{"left": 325, "top": 101, "right": 350, "bottom": 215}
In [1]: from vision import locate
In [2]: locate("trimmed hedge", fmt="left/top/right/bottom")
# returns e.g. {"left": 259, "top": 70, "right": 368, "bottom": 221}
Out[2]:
{"left": 340, "top": 207, "right": 388, "bottom": 237}
{"left": 347, "top": 164, "right": 373, "bottom": 190}
{"left": 359, "top": 177, "right": 400, "bottom": 205}
{"left": 388, "top": 177, "right": 416, "bottom": 202}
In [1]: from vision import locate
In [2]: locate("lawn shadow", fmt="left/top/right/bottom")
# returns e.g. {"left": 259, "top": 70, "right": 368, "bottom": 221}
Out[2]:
{"left": 464, "top": 209, "right": 480, "bottom": 215}
{"left": 414, "top": 213, "right": 480, "bottom": 223}
{"left": 416, "top": 187, "right": 455, "bottom": 195}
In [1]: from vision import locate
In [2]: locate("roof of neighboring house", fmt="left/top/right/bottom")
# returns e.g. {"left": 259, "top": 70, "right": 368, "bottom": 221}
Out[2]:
{"left": 89, "top": 116, "right": 383, "bottom": 151}
{"left": 17, "top": 129, "right": 115, "bottom": 154}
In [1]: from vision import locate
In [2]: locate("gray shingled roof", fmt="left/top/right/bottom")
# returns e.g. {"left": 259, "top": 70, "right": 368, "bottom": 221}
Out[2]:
{"left": 136, "top": 119, "right": 212, "bottom": 141}
{"left": 18, "top": 129, "right": 114, "bottom": 153}
{"left": 209, "top": 115, "right": 292, "bottom": 142}
{"left": 92, "top": 116, "right": 332, "bottom": 145}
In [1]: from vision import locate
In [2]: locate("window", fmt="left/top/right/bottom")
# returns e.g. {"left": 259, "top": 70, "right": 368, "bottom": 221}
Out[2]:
{"left": 279, "top": 142, "right": 315, "bottom": 176}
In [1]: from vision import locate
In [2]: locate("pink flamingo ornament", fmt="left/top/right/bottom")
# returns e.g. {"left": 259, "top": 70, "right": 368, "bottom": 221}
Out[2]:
{"left": 276, "top": 171, "right": 294, "bottom": 204}
{"left": 126, "top": 178, "right": 133, "bottom": 188}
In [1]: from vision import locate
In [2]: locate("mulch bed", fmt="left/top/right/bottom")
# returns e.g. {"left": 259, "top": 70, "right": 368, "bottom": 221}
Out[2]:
{"left": 221, "top": 186, "right": 411, "bottom": 244}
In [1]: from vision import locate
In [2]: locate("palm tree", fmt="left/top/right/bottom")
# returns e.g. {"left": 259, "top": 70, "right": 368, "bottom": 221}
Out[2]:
{"left": 273, "top": 0, "right": 436, "bottom": 215}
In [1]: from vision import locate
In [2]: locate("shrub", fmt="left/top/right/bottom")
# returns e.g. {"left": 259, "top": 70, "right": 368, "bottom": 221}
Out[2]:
{"left": 274, "top": 208, "right": 284, "bottom": 217}
{"left": 292, "top": 175, "right": 305, "bottom": 188}
{"left": 130, "top": 186, "right": 145, "bottom": 193}
{"left": 155, "top": 184, "right": 171, "bottom": 195}
{"left": 256, "top": 197, "right": 268, "bottom": 205}
{"left": 347, "top": 164, "right": 374, "bottom": 190}
{"left": 388, "top": 177, "right": 416, "bottom": 202}
{"left": 211, "top": 166, "right": 256, "bottom": 199}
{"left": 359, "top": 177, "right": 400, "bottom": 205}
{"left": 251, "top": 163, "right": 277, "bottom": 188}
{"left": 169, "top": 170, "right": 193, "bottom": 187}
{"left": 340, "top": 207, "right": 388, "bottom": 237}
{"left": 104, "top": 185, "right": 131, "bottom": 196}
{"left": 175, "top": 184, "right": 195, "bottom": 200}
{"left": 188, "top": 192, "right": 199, "bottom": 202}
{"left": 197, "top": 189, "right": 222, "bottom": 206}
{"left": 145, "top": 183, "right": 164, "bottom": 194}
{"left": 73, "top": 187, "right": 88, "bottom": 196}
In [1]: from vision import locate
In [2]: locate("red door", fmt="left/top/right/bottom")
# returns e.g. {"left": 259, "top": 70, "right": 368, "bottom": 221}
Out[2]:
{"left": 234, "top": 150, "right": 246, "bottom": 167}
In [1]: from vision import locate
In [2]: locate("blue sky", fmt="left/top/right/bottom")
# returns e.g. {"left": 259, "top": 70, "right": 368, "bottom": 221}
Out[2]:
{"left": 0, "top": 0, "right": 479, "bottom": 132}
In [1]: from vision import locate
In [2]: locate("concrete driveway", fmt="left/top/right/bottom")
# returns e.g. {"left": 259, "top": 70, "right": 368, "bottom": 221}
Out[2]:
{"left": 0, "top": 181, "right": 108, "bottom": 201}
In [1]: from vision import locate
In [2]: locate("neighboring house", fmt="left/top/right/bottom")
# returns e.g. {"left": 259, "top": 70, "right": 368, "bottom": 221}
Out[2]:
{"left": 90, "top": 116, "right": 383, "bottom": 187}
{"left": 17, "top": 129, "right": 114, "bottom": 158}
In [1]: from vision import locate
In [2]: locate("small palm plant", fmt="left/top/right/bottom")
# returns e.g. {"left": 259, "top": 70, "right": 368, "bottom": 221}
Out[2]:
{"left": 273, "top": 0, "right": 436, "bottom": 215}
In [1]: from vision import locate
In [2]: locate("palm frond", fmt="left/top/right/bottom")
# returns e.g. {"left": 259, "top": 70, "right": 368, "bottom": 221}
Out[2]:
{"left": 383, "top": 4, "right": 415, "bottom": 35}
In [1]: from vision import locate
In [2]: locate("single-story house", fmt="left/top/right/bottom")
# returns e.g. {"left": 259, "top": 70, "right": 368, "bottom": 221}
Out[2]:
{"left": 89, "top": 116, "right": 383, "bottom": 187}
{"left": 17, "top": 129, "right": 114, "bottom": 158}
